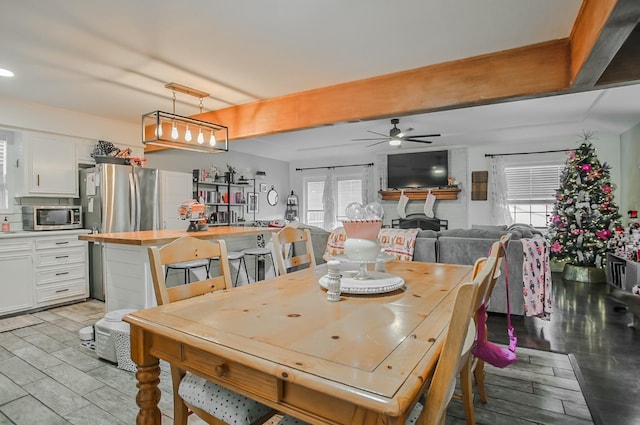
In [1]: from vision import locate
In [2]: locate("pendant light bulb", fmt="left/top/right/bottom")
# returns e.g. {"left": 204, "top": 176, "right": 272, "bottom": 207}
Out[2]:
{"left": 155, "top": 123, "right": 163, "bottom": 137}
{"left": 185, "top": 125, "right": 192, "bottom": 142}
{"left": 171, "top": 123, "right": 179, "bottom": 139}
{"left": 197, "top": 128, "right": 204, "bottom": 144}
{"left": 209, "top": 130, "right": 217, "bottom": 147}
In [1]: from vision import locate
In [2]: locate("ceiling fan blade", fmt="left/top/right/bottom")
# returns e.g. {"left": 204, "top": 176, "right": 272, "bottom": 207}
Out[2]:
{"left": 408, "top": 133, "right": 441, "bottom": 138}
{"left": 367, "top": 139, "right": 391, "bottom": 147}
{"left": 367, "top": 130, "right": 390, "bottom": 137}
{"left": 404, "top": 138, "right": 433, "bottom": 144}
{"left": 352, "top": 137, "right": 388, "bottom": 141}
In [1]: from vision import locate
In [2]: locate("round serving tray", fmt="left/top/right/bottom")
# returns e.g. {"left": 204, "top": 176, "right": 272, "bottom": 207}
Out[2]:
{"left": 319, "top": 271, "right": 404, "bottom": 294}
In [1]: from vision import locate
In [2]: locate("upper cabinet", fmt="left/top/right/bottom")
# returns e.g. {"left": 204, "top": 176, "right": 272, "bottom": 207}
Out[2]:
{"left": 76, "top": 140, "right": 96, "bottom": 166}
{"left": 15, "top": 134, "right": 78, "bottom": 197}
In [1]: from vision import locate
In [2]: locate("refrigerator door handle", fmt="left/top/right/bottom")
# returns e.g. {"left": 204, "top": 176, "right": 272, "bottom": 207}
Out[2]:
{"left": 129, "top": 172, "right": 136, "bottom": 231}
{"left": 133, "top": 171, "right": 142, "bottom": 231}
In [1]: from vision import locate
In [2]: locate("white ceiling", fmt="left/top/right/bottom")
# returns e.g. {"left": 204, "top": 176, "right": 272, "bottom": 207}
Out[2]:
{"left": 1, "top": 0, "right": 639, "bottom": 161}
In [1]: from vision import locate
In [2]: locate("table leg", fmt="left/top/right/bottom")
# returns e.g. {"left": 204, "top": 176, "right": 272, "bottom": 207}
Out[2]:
{"left": 129, "top": 325, "right": 162, "bottom": 425}
{"left": 135, "top": 363, "right": 162, "bottom": 425}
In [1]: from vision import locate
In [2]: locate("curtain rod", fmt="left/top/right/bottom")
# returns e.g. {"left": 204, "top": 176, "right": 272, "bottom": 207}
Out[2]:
{"left": 295, "top": 162, "right": 374, "bottom": 171}
{"left": 485, "top": 148, "right": 571, "bottom": 157}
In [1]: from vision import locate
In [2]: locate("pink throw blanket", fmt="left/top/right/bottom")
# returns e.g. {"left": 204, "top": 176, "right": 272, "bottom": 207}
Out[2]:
{"left": 521, "top": 237, "right": 552, "bottom": 319}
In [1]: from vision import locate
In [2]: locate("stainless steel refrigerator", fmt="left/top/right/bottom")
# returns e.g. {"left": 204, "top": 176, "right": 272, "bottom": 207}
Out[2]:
{"left": 79, "top": 164, "right": 192, "bottom": 300}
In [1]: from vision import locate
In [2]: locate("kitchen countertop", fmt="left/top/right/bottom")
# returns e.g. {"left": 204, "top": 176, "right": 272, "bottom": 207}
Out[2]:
{"left": 78, "top": 226, "right": 277, "bottom": 246}
{"left": 0, "top": 229, "right": 90, "bottom": 239}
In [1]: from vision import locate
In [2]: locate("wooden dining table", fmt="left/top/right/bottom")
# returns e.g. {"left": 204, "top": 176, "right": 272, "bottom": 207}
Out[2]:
{"left": 125, "top": 260, "right": 474, "bottom": 425}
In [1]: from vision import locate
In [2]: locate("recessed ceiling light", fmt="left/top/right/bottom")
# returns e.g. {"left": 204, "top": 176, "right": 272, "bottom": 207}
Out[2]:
{"left": 0, "top": 68, "right": 15, "bottom": 77}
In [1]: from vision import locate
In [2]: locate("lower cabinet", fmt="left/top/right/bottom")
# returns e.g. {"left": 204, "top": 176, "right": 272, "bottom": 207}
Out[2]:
{"left": 0, "top": 232, "right": 89, "bottom": 317}
{"left": 34, "top": 235, "right": 89, "bottom": 308}
{"left": 0, "top": 239, "right": 34, "bottom": 316}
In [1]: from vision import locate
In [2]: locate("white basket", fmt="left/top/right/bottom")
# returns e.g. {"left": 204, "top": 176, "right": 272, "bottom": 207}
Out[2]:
{"left": 94, "top": 309, "right": 137, "bottom": 363}
{"left": 112, "top": 322, "right": 137, "bottom": 373}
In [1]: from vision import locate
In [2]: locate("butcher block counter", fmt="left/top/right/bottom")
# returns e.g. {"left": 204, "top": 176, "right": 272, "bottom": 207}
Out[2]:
{"left": 80, "top": 226, "right": 278, "bottom": 313}
{"left": 78, "top": 226, "right": 275, "bottom": 246}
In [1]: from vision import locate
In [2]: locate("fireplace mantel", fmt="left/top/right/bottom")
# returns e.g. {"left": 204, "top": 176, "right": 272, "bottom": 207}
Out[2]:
{"left": 379, "top": 188, "right": 461, "bottom": 201}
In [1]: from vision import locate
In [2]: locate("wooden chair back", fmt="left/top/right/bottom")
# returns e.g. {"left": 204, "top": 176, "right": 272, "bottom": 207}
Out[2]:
{"left": 272, "top": 226, "right": 316, "bottom": 275}
{"left": 482, "top": 233, "right": 512, "bottom": 302}
{"left": 417, "top": 276, "right": 484, "bottom": 425}
{"left": 148, "top": 236, "right": 232, "bottom": 306}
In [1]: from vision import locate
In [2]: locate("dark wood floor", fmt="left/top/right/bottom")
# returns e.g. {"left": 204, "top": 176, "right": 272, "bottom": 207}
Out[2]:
{"left": 487, "top": 272, "right": 640, "bottom": 425}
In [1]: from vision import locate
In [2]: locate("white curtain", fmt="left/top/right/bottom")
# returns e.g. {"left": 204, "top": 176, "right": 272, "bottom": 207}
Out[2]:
{"left": 361, "top": 166, "right": 371, "bottom": 205}
{"left": 322, "top": 168, "right": 336, "bottom": 231}
{"left": 489, "top": 156, "right": 513, "bottom": 225}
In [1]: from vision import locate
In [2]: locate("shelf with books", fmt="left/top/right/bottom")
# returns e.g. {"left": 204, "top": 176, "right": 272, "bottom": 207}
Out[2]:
{"left": 192, "top": 169, "right": 254, "bottom": 226}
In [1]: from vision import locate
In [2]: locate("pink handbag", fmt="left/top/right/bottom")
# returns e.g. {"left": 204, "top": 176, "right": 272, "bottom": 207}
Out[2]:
{"left": 471, "top": 243, "right": 518, "bottom": 368}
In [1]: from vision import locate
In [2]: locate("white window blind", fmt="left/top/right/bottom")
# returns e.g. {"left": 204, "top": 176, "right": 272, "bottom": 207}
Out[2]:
{"left": 336, "top": 179, "right": 362, "bottom": 220}
{"left": 504, "top": 164, "right": 563, "bottom": 202}
{"left": 305, "top": 177, "right": 363, "bottom": 228}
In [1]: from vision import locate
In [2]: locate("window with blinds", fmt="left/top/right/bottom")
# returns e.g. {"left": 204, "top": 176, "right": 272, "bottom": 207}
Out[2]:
{"left": 504, "top": 163, "right": 563, "bottom": 227}
{"left": 305, "top": 178, "right": 362, "bottom": 229}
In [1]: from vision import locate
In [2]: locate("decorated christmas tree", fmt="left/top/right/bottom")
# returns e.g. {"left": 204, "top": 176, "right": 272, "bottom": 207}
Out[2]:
{"left": 548, "top": 135, "right": 621, "bottom": 268}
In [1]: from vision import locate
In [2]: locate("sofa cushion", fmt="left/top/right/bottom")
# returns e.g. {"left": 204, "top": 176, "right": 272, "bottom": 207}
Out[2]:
{"left": 471, "top": 224, "right": 508, "bottom": 231}
{"left": 437, "top": 228, "right": 519, "bottom": 240}
{"left": 507, "top": 223, "right": 544, "bottom": 238}
{"left": 295, "top": 224, "right": 331, "bottom": 265}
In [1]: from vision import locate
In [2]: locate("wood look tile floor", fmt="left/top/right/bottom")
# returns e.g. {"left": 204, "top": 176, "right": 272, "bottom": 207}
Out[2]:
{"left": 0, "top": 271, "right": 637, "bottom": 425}
{"left": 488, "top": 272, "right": 640, "bottom": 425}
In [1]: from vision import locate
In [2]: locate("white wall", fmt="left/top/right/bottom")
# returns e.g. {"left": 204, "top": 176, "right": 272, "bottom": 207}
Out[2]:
{"left": 288, "top": 133, "right": 624, "bottom": 230}
{"left": 146, "top": 148, "right": 290, "bottom": 221}
{"left": 288, "top": 147, "right": 469, "bottom": 229}
{"left": 466, "top": 132, "right": 622, "bottom": 227}
{"left": 620, "top": 123, "right": 640, "bottom": 224}
{"left": 0, "top": 95, "right": 140, "bottom": 152}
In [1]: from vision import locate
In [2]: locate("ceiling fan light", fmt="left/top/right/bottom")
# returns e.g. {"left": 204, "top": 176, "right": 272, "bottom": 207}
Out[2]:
{"left": 389, "top": 139, "right": 402, "bottom": 146}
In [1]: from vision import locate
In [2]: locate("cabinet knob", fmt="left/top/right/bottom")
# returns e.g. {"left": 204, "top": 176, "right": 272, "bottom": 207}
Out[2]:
{"left": 214, "top": 364, "right": 229, "bottom": 377}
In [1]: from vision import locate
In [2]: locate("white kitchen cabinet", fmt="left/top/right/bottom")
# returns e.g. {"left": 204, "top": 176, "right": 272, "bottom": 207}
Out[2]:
{"left": 15, "top": 134, "right": 78, "bottom": 197}
{"left": 34, "top": 234, "right": 88, "bottom": 307}
{"left": 0, "top": 238, "right": 34, "bottom": 316}
{"left": 76, "top": 140, "right": 96, "bottom": 166}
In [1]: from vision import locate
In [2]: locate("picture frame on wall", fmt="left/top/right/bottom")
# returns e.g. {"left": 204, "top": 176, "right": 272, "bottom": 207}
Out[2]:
{"left": 248, "top": 193, "right": 259, "bottom": 213}
{"left": 260, "top": 183, "right": 267, "bottom": 192}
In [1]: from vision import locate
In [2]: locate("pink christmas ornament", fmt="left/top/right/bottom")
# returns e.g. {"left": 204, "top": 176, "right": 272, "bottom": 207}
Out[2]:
{"left": 580, "top": 164, "right": 592, "bottom": 172}
{"left": 551, "top": 241, "right": 563, "bottom": 253}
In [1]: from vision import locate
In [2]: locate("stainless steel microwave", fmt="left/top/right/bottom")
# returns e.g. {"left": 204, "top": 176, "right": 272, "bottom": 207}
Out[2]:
{"left": 22, "top": 206, "right": 82, "bottom": 230}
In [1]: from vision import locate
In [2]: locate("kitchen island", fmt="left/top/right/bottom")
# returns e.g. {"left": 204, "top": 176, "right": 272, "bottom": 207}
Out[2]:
{"left": 79, "top": 226, "right": 277, "bottom": 313}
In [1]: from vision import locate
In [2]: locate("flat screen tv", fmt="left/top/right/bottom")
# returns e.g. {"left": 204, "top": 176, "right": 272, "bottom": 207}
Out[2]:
{"left": 387, "top": 150, "right": 449, "bottom": 189}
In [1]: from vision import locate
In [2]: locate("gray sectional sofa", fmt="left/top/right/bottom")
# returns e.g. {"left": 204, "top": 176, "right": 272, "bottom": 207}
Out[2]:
{"left": 295, "top": 223, "right": 545, "bottom": 316}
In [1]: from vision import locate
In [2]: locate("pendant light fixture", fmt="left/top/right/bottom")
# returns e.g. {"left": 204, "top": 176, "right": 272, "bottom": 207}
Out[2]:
{"left": 142, "top": 83, "right": 228, "bottom": 153}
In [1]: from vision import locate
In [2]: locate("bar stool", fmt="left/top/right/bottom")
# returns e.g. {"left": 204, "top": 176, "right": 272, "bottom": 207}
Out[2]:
{"left": 241, "top": 247, "right": 276, "bottom": 282}
{"left": 208, "top": 251, "right": 250, "bottom": 287}
{"left": 165, "top": 259, "right": 209, "bottom": 284}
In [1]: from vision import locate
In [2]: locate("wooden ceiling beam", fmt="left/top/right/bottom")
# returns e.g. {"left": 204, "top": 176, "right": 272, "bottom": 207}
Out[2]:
{"left": 191, "top": 40, "right": 570, "bottom": 142}
{"left": 570, "top": 0, "right": 640, "bottom": 88}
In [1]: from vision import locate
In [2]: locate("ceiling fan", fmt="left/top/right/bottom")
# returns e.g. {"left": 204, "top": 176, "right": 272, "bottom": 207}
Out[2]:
{"left": 352, "top": 118, "right": 441, "bottom": 147}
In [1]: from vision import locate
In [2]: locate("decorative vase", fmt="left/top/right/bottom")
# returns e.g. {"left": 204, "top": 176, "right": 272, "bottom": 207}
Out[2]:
{"left": 562, "top": 264, "right": 606, "bottom": 283}
{"left": 342, "top": 219, "right": 383, "bottom": 262}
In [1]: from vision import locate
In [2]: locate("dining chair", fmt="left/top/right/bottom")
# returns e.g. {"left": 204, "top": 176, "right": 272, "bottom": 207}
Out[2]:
{"left": 271, "top": 226, "right": 316, "bottom": 275}
{"left": 148, "top": 236, "right": 275, "bottom": 425}
{"left": 453, "top": 233, "right": 512, "bottom": 425}
{"left": 276, "top": 271, "right": 487, "bottom": 425}
{"left": 469, "top": 233, "right": 512, "bottom": 406}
